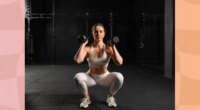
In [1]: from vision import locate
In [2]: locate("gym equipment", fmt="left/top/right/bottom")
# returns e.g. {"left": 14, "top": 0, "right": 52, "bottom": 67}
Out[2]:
{"left": 77, "top": 34, "right": 88, "bottom": 43}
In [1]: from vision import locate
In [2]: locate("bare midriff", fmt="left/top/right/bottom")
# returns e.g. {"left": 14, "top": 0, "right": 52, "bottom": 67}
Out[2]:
{"left": 89, "top": 67, "right": 108, "bottom": 74}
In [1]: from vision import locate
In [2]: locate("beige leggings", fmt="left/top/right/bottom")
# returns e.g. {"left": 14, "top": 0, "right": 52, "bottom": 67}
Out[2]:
{"left": 74, "top": 71, "right": 124, "bottom": 96}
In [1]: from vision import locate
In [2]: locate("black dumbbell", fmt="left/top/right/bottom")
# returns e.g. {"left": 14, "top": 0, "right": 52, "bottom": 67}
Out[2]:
{"left": 107, "top": 36, "right": 120, "bottom": 45}
{"left": 77, "top": 34, "right": 88, "bottom": 43}
{"left": 112, "top": 36, "right": 119, "bottom": 44}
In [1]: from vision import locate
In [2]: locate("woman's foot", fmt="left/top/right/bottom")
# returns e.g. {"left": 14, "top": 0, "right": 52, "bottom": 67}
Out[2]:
{"left": 106, "top": 96, "right": 117, "bottom": 107}
{"left": 80, "top": 97, "right": 91, "bottom": 109}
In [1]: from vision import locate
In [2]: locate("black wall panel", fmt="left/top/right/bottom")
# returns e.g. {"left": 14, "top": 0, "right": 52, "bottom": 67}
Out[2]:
{"left": 30, "top": 19, "right": 54, "bottom": 64}
{"left": 26, "top": 0, "right": 165, "bottom": 66}
{"left": 135, "top": 16, "right": 164, "bottom": 64}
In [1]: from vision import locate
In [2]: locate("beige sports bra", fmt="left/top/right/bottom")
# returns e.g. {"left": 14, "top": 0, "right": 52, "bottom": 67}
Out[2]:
{"left": 87, "top": 45, "right": 111, "bottom": 68}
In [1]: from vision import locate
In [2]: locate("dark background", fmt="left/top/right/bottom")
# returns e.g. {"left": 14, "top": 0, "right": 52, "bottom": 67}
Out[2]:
{"left": 25, "top": 0, "right": 165, "bottom": 71}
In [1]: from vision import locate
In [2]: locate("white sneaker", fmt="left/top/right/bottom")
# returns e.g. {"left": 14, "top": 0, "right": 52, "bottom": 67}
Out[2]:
{"left": 80, "top": 97, "right": 91, "bottom": 109}
{"left": 106, "top": 96, "right": 117, "bottom": 107}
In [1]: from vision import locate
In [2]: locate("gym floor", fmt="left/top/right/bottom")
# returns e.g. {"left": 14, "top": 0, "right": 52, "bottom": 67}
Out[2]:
{"left": 25, "top": 64, "right": 174, "bottom": 110}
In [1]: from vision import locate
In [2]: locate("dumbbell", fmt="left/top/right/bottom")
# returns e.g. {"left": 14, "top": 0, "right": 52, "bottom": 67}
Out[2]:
{"left": 107, "top": 36, "right": 120, "bottom": 45}
{"left": 77, "top": 34, "right": 88, "bottom": 43}
{"left": 112, "top": 36, "right": 120, "bottom": 44}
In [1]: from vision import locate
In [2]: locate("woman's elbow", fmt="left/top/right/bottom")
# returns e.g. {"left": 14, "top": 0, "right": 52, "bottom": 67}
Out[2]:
{"left": 118, "top": 61, "right": 123, "bottom": 65}
{"left": 116, "top": 60, "right": 123, "bottom": 66}
{"left": 74, "top": 58, "right": 83, "bottom": 64}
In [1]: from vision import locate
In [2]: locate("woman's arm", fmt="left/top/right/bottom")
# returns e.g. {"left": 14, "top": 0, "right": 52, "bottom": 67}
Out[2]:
{"left": 109, "top": 45, "right": 123, "bottom": 65}
{"left": 74, "top": 40, "right": 88, "bottom": 64}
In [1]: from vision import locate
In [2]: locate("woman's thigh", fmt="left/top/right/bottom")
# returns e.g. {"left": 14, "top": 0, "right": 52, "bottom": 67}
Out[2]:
{"left": 74, "top": 72, "right": 96, "bottom": 87}
{"left": 97, "top": 72, "right": 122, "bottom": 86}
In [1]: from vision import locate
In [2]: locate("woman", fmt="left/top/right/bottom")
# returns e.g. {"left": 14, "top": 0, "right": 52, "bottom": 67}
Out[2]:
{"left": 74, "top": 23, "right": 124, "bottom": 108}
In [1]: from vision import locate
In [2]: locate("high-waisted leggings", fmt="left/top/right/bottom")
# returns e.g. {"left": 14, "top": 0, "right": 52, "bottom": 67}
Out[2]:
{"left": 74, "top": 71, "right": 124, "bottom": 96}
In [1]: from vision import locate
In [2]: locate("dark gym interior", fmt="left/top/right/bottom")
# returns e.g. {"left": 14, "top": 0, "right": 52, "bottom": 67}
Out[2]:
{"left": 25, "top": 0, "right": 174, "bottom": 110}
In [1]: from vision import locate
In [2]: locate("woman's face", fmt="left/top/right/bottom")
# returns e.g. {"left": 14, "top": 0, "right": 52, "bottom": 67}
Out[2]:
{"left": 92, "top": 25, "right": 105, "bottom": 42}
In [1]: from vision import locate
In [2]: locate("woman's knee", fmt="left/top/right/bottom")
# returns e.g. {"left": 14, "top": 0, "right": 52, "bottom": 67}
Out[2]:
{"left": 112, "top": 72, "right": 124, "bottom": 83}
{"left": 74, "top": 72, "right": 85, "bottom": 83}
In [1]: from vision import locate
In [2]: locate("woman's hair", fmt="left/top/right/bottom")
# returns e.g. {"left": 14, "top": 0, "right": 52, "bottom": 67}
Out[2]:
{"left": 91, "top": 23, "right": 106, "bottom": 33}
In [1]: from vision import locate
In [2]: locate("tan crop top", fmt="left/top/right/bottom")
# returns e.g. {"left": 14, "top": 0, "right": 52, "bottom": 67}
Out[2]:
{"left": 87, "top": 45, "right": 111, "bottom": 67}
